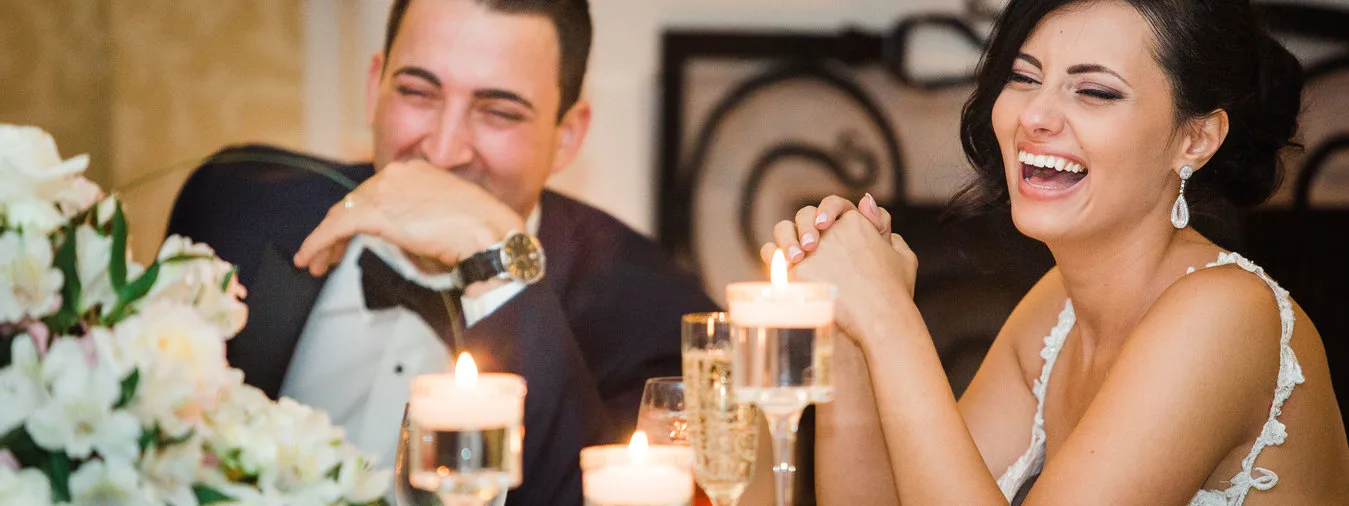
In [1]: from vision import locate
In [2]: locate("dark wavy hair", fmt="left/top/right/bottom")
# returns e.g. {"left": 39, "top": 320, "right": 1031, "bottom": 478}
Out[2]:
{"left": 384, "top": 0, "right": 593, "bottom": 122}
{"left": 953, "top": 0, "right": 1303, "bottom": 215}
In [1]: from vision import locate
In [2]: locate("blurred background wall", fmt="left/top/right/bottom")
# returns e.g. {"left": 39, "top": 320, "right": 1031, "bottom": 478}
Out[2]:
{"left": 2, "top": 0, "right": 304, "bottom": 260}
{"left": 3, "top": 0, "right": 976, "bottom": 260}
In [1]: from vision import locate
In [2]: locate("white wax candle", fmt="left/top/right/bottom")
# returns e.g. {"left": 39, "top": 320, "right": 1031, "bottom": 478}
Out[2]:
{"left": 584, "top": 464, "right": 693, "bottom": 505}
{"left": 727, "top": 249, "right": 835, "bottom": 328}
{"left": 409, "top": 354, "right": 526, "bottom": 430}
{"left": 727, "top": 282, "right": 835, "bottom": 328}
{"left": 581, "top": 432, "right": 694, "bottom": 506}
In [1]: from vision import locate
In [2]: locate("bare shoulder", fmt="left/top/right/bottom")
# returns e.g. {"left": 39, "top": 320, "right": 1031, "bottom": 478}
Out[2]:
{"left": 1143, "top": 263, "right": 1283, "bottom": 352}
{"left": 1120, "top": 264, "right": 1285, "bottom": 439}
{"left": 998, "top": 266, "right": 1069, "bottom": 388}
{"left": 1135, "top": 264, "right": 1283, "bottom": 376}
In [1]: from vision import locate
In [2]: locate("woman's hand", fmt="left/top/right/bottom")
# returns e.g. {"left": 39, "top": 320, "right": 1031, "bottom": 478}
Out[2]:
{"left": 761, "top": 194, "right": 890, "bottom": 263}
{"left": 760, "top": 194, "right": 919, "bottom": 342}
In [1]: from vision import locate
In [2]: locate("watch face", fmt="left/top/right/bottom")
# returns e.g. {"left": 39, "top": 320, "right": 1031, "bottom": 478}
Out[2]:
{"left": 501, "top": 234, "right": 545, "bottom": 283}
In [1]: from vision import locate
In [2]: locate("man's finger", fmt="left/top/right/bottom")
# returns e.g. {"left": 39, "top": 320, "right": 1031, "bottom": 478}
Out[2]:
{"left": 296, "top": 211, "right": 366, "bottom": 268}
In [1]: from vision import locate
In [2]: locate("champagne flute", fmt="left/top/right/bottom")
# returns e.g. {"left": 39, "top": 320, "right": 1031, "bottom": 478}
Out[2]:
{"left": 682, "top": 313, "right": 760, "bottom": 506}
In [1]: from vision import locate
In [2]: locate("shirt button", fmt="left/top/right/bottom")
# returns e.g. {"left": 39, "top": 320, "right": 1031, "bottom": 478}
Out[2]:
{"left": 394, "top": 364, "right": 404, "bottom": 374}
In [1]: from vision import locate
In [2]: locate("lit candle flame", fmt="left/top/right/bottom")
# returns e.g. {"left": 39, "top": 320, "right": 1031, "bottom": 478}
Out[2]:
{"left": 629, "top": 430, "right": 649, "bottom": 465}
{"left": 455, "top": 352, "right": 478, "bottom": 386}
{"left": 770, "top": 249, "right": 788, "bottom": 287}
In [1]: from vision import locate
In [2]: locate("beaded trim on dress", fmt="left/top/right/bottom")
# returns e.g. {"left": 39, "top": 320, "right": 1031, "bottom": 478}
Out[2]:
{"left": 993, "top": 252, "right": 1303, "bottom": 506}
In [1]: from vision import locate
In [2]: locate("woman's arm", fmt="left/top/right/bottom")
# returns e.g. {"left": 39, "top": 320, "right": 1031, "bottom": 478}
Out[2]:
{"left": 816, "top": 333, "right": 902, "bottom": 505}
{"left": 783, "top": 207, "right": 1278, "bottom": 504}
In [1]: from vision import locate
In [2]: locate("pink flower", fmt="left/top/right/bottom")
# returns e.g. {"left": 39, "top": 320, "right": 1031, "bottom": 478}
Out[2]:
{"left": 25, "top": 321, "right": 49, "bottom": 356}
{"left": 0, "top": 449, "right": 18, "bottom": 471}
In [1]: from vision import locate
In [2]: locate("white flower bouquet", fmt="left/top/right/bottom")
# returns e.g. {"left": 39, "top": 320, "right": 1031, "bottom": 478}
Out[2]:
{"left": 0, "top": 125, "right": 391, "bottom": 506}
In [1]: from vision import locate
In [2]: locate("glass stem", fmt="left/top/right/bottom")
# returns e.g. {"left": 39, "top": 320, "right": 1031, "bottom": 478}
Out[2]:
{"left": 762, "top": 405, "right": 805, "bottom": 506}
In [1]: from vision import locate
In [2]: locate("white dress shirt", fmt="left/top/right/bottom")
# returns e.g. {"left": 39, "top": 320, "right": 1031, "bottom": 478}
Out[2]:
{"left": 278, "top": 207, "right": 541, "bottom": 470}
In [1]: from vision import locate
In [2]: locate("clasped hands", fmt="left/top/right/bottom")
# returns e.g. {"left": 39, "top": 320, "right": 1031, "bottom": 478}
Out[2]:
{"left": 292, "top": 160, "right": 524, "bottom": 297}
{"left": 761, "top": 194, "right": 919, "bottom": 342}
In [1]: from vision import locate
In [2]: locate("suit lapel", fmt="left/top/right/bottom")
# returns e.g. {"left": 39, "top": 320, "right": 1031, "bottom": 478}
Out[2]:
{"left": 538, "top": 191, "right": 574, "bottom": 297}
{"left": 229, "top": 242, "right": 327, "bottom": 399}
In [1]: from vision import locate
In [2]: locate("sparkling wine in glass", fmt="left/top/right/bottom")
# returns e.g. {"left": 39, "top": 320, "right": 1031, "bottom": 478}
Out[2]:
{"left": 682, "top": 312, "right": 760, "bottom": 506}
{"left": 637, "top": 377, "right": 688, "bottom": 445}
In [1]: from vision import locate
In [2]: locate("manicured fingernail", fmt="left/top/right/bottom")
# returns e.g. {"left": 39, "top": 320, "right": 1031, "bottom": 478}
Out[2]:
{"left": 788, "top": 245, "right": 804, "bottom": 262}
{"left": 862, "top": 193, "right": 878, "bottom": 215}
{"left": 801, "top": 232, "right": 817, "bottom": 248}
{"left": 815, "top": 212, "right": 829, "bottom": 228}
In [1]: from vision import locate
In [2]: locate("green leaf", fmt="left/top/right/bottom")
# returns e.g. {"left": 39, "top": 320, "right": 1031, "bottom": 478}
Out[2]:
{"left": 0, "top": 334, "right": 11, "bottom": 369}
{"left": 45, "top": 452, "right": 71, "bottom": 502}
{"left": 139, "top": 427, "right": 156, "bottom": 453}
{"left": 192, "top": 485, "right": 234, "bottom": 505}
{"left": 106, "top": 260, "right": 162, "bottom": 323}
{"left": 114, "top": 369, "right": 139, "bottom": 409}
{"left": 0, "top": 426, "right": 46, "bottom": 467}
{"left": 110, "top": 202, "right": 128, "bottom": 291}
{"left": 158, "top": 427, "right": 196, "bottom": 447}
{"left": 221, "top": 266, "right": 238, "bottom": 292}
{"left": 159, "top": 253, "right": 213, "bottom": 264}
{"left": 119, "top": 261, "right": 160, "bottom": 304}
{"left": 47, "top": 224, "right": 82, "bottom": 333}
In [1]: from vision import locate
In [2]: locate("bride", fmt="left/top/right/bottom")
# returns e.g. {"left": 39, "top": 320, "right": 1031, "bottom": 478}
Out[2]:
{"left": 768, "top": 0, "right": 1349, "bottom": 504}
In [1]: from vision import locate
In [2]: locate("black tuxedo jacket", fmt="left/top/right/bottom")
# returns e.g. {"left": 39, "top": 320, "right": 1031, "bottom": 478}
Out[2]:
{"left": 166, "top": 145, "right": 719, "bottom": 505}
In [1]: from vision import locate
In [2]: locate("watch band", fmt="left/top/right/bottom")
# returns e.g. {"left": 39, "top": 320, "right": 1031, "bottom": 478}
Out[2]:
{"left": 458, "top": 247, "right": 505, "bottom": 287}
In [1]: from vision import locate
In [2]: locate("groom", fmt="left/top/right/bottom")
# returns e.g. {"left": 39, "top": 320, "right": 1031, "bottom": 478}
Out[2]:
{"left": 166, "top": 0, "right": 717, "bottom": 503}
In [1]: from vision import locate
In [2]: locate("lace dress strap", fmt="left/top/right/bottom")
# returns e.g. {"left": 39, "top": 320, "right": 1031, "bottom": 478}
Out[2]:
{"left": 1188, "top": 252, "right": 1305, "bottom": 506}
{"left": 996, "top": 299, "right": 1075, "bottom": 499}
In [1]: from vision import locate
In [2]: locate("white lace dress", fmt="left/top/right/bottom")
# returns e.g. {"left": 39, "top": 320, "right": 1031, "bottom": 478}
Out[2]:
{"left": 994, "top": 252, "right": 1305, "bottom": 505}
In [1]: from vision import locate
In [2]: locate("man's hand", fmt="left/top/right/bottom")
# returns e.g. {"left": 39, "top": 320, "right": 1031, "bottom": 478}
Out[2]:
{"left": 293, "top": 160, "right": 525, "bottom": 281}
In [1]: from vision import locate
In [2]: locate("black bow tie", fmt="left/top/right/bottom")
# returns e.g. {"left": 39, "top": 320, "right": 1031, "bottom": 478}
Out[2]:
{"left": 358, "top": 250, "right": 464, "bottom": 347}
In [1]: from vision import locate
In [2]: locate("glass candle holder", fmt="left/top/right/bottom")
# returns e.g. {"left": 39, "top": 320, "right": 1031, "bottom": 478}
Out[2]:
{"left": 582, "top": 432, "right": 695, "bottom": 506}
{"left": 406, "top": 364, "right": 526, "bottom": 506}
{"left": 726, "top": 274, "right": 835, "bottom": 506}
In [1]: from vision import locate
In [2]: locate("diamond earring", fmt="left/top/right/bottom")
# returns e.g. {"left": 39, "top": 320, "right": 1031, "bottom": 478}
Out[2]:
{"left": 1170, "top": 165, "right": 1194, "bottom": 229}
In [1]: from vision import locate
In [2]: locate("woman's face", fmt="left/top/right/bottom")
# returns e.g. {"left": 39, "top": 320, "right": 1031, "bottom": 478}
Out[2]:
{"left": 991, "top": 1, "right": 1185, "bottom": 244}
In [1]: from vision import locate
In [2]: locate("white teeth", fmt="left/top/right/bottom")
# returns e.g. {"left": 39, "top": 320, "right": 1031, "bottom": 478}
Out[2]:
{"left": 1018, "top": 150, "right": 1087, "bottom": 173}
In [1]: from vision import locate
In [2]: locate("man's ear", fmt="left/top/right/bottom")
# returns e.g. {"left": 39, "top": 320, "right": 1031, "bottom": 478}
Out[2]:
{"left": 550, "top": 100, "right": 591, "bottom": 175}
{"left": 365, "top": 52, "right": 385, "bottom": 127}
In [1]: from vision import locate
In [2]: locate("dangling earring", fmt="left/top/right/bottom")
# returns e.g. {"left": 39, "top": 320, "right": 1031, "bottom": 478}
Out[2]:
{"left": 1170, "top": 165, "right": 1194, "bottom": 229}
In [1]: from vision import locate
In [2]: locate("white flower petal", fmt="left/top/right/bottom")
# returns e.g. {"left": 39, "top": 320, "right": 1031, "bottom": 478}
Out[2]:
{"left": 69, "top": 458, "right": 147, "bottom": 506}
{"left": 0, "top": 230, "right": 64, "bottom": 322}
{"left": 0, "top": 466, "right": 53, "bottom": 506}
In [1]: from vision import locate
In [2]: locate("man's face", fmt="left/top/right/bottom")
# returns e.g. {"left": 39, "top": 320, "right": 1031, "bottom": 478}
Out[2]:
{"left": 366, "top": 0, "right": 589, "bottom": 219}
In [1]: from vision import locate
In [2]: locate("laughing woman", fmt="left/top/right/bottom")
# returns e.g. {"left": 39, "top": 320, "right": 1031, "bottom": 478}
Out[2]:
{"left": 769, "top": 0, "right": 1349, "bottom": 504}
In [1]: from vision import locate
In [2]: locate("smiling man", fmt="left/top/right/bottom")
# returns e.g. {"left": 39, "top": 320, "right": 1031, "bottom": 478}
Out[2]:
{"left": 166, "top": 0, "right": 718, "bottom": 503}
